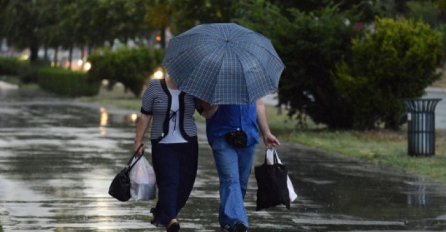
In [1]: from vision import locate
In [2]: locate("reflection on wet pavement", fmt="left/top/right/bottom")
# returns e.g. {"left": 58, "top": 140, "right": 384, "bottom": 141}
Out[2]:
{"left": 1, "top": 88, "right": 446, "bottom": 231}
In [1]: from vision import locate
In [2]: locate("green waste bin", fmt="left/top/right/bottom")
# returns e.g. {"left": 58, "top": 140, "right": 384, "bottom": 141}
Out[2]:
{"left": 403, "top": 98, "right": 441, "bottom": 156}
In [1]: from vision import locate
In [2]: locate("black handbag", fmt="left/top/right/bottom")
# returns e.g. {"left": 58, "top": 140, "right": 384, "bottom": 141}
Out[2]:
{"left": 254, "top": 149, "right": 290, "bottom": 210}
{"left": 108, "top": 144, "right": 144, "bottom": 202}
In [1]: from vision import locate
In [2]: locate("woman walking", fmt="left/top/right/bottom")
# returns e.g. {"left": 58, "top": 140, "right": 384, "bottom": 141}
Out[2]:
{"left": 133, "top": 75, "right": 200, "bottom": 232}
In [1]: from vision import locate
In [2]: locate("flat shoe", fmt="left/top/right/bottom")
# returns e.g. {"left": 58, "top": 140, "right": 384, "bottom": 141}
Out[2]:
{"left": 233, "top": 223, "right": 247, "bottom": 232}
{"left": 166, "top": 222, "right": 180, "bottom": 232}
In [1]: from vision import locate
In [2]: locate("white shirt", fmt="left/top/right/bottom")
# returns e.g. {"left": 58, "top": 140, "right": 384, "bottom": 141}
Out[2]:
{"left": 159, "top": 89, "right": 187, "bottom": 144}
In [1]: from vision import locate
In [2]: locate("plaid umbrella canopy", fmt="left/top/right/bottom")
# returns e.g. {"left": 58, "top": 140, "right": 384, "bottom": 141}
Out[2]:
{"left": 162, "top": 23, "right": 285, "bottom": 105}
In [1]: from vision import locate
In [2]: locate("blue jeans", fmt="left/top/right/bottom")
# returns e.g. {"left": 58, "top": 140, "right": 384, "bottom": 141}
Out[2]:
{"left": 211, "top": 137, "right": 257, "bottom": 229}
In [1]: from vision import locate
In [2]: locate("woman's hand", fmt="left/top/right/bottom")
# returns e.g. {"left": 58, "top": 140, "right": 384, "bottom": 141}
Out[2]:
{"left": 199, "top": 100, "right": 218, "bottom": 119}
{"left": 263, "top": 132, "right": 280, "bottom": 149}
{"left": 133, "top": 143, "right": 145, "bottom": 156}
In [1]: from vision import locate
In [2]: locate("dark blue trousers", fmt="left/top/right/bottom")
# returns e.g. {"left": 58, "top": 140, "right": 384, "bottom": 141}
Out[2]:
{"left": 150, "top": 139, "right": 198, "bottom": 226}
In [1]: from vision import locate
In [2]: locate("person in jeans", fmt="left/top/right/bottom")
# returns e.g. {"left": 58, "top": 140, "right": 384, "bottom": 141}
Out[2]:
{"left": 203, "top": 99, "right": 280, "bottom": 232}
{"left": 133, "top": 76, "right": 204, "bottom": 232}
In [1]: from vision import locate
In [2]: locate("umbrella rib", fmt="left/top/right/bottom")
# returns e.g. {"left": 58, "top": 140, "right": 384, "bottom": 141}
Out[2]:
{"left": 235, "top": 47, "right": 276, "bottom": 88}
{"left": 233, "top": 51, "right": 258, "bottom": 103}
{"left": 175, "top": 31, "right": 224, "bottom": 42}
{"left": 187, "top": 46, "right": 226, "bottom": 104}
{"left": 209, "top": 51, "right": 226, "bottom": 104}
{"left": 233, "top": 36, "right": 284, "bottom": 66}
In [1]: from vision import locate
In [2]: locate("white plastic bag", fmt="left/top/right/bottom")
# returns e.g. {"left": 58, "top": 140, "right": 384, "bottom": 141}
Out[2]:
{"left": 266, "top": 149, "right": 298, "bottom": 202}
{"left": 129, "top": 155, "right": 156, "bottom": 201}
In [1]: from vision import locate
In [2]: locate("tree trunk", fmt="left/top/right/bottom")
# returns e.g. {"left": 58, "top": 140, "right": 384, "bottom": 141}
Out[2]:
{"left": 43, "top": 44, "right": 49, "bottom": 61}
{"left": 80, "top": 45, "right": 85, "bottom": 60}
{"left": 80, "top": 45, "right": 86, "bottom": 69}
{"left": 53, "top": 47, "right": 59, "bottom": 67}
{"left": 160, "top": 28, "right": 166, "bottom": 49}
{"left": 68, "top": 46, "right": 73, "bottom": 70}
{"left": 87, "top": 45, "right": 93, "bottom": 55}
{"left": 29, "top": 42, "right": 39, "bottom": 62}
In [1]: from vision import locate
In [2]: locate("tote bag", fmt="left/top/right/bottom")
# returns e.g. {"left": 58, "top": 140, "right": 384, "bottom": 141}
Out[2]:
{"left": 255, "top": 149, "right": 290, "bottom": 210}
{"left": 265, "top": 149, "right": 298, "bottom": 202}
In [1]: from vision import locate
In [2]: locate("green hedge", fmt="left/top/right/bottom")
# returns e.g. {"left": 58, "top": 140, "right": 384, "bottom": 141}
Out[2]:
{"left": 38, "top": 67, "right": 100, "bottom": 97}
{"left": 88, "top": 47, "right": 164, "bottom": 97}
{"left": 0, "top": 57, "right": 52, "bottom": 83}
{"left": 0, "top": 57, "right": 27, "bottom": 76}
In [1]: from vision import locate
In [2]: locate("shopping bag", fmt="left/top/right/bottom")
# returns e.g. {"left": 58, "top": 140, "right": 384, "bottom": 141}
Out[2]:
{"left": 266, "top": 149, "right": 298, "bottom": 202}
{"left": 129, "top": 155, "right": 156, "bottom": 201}
{"left": 255, "top": 149, "right": 290, "bottom": 210}
{"left": 108, "top": 144, "right": 144, "bottom": 202}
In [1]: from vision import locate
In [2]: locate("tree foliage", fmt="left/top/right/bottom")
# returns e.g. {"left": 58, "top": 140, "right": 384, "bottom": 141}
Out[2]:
{"left": 333, "top": 18, "right": 443, "bottom": 129}
{"left": 1, "top": 0, "right": 152, "bottom": 62}
{"left": 169, "top": 0, "right": 236, "bottom": 33}
{"left": 0, "top": 0, "right": 9, "bottom": 37}
{"left": 238, "top": 1, "right": 362, "bottom": 129}
{"left": 238, "top": 1, "right": 443, "bottom": 130}
{"left": 406, "top": 0, "right": 441, "bottom": 27}
{"left": 2, "top": 0, "right": 46, "bottom": 61}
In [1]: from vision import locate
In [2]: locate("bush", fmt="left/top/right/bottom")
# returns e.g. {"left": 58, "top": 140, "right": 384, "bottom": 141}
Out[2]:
{"left": 333, "top": 18, "right": 443, "bottom": 129}
{"left": 38, "top": 67, "right": 100, "bottom": 97}
{"left": 0, "top": 57, "right": 27, "bottom": 76}
{"left": 88, "top": 47, "right": 164, "bottom": 97}
{"left": 0, "top": 57, "right": 51, "bottom": 83}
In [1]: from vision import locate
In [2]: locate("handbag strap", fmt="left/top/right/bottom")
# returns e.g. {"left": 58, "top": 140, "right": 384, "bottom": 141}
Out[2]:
{"left": 265, "top": 148, "right": 279, "bottom": 164}
{"left": 126, "top": 144, "right": 145, "bottom": 172}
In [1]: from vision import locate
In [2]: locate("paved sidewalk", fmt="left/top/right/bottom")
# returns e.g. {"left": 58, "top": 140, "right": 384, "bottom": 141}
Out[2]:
{"left": 0, "top": 81, "right": 18, "bottom": 90}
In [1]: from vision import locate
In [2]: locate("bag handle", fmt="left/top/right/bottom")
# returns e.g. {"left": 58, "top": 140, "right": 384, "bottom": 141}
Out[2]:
{"left": 265, "top": 148, "right": 279, "bottom": 165}
{"left": 126, "top": 144, "right": 145, "bottom": 172}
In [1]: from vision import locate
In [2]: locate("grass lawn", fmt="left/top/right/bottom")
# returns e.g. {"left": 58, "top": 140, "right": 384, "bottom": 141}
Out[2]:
{"left": 266, "top": 106, "right": 446, "bottom": 184}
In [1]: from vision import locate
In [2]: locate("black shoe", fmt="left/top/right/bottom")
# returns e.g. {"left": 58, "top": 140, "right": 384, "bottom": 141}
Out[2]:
{"left": 220, "top": 225, "right": 231, "bottom": 232}
{"left": 233, "top": 223, "right": 247, "bottom": 232}
{"left": 166, "top": 222, "right": 180, "bottom": 232}
{"left": 150, "top": 208, "right": 160, "bottom": 226}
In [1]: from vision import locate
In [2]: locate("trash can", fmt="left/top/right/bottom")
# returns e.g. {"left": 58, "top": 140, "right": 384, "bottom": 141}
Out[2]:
{"left": 403, "top": 98, "right": 441, "bottom": 156}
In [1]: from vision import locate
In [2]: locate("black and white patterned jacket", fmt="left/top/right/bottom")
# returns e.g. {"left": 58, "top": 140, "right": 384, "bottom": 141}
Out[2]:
{"left": 141, "top": 79, "right": 198, "bottom": 142}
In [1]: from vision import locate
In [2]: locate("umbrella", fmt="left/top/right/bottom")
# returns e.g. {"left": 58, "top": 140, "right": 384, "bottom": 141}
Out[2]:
{"left": 162, "top": 23, "right": 285, "bottom": 105}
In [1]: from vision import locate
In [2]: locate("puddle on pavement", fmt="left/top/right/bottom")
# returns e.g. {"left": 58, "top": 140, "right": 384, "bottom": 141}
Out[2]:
{"left": 1, "top": 88, "right": 446, "bottom": 231}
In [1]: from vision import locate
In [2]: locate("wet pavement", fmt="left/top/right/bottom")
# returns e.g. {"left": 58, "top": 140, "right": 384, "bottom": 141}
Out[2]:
{"left": 1, "top": 86, "right": 446, "bottom": 231}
